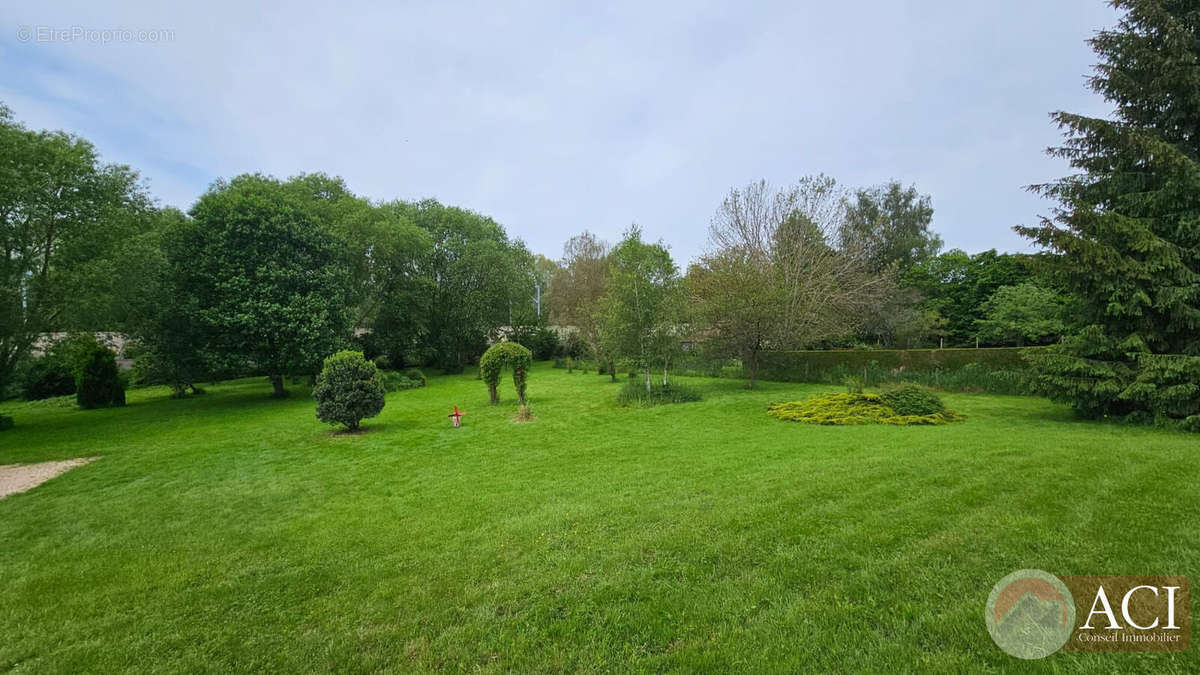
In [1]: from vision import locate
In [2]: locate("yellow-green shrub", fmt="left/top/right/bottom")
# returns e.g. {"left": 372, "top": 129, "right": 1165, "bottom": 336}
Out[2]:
{"left": 767, "top": 392, "right": 963, "bottom": 426}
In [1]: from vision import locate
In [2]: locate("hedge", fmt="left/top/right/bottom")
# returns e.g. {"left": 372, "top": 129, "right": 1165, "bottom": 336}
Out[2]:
{"left": 755, "top": 347, "right": 1040, "bottom": 382}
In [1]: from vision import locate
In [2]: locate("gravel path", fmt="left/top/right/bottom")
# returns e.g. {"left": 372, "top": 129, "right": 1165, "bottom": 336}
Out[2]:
{"left": 0, "top": 458, "right": 98, "bottom": 499}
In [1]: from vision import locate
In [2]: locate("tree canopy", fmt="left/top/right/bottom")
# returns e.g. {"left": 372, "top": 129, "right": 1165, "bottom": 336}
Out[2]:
{"left": 0, "top": 104, "right": 153, "bottom": 394}
{"left": 1016, "top": 0, "right": 1200, "bottom": 427}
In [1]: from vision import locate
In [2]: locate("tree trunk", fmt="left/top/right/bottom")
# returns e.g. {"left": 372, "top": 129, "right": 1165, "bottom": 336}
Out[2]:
{"left": 643, "top": 369, "right": 651, "bottom": 393}
{"left": 270, "top": 374, "right": 287, "bottom": 398}
{"left": 748, "top": 351, "right": 759, "bottom": 390}
{"left": 662, "top": 366, "right": 668, "bottom": 387}
{"left": 488, "top": 383, "right": 498, "bottom": 405}
{"left": 608, "top": 360, "right": 616, "bottom": 382}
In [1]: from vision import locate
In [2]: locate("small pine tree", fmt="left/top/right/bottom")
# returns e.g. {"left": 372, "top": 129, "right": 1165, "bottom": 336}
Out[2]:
{"left": 313, "top": 350, "right": 386, "bottom": 431}
{"left": 76, "top": 344, "right": 126, "bottom": 409}
{"left": 1017, "top": 1, "right": 1200, "bottom": 428}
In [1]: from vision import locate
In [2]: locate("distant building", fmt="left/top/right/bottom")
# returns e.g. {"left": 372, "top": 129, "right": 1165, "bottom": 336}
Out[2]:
{"left": 32, "top": 332, "right": 134, "bottom": 370}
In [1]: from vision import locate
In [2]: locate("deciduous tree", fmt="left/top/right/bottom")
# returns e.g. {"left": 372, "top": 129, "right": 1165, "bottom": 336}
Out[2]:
{"left": 600, "top": 227, "right": 683, "bottom": 391}
{"left": 0, "top": 104, "right": 152, "bottom": 396}
{"left": 186, "top": 174, "right": 352, "bottom": 397}
{"left": 691, "top": 178, "right": 890, "bottom": 387}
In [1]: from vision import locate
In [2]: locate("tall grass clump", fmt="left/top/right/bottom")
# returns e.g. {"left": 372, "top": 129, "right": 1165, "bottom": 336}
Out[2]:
{"left": 616, "top": 380, "right": 702, "bottom": 407}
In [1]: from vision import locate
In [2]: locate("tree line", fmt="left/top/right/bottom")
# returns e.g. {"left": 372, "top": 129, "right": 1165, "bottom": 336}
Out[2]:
{"left": 0, "top": 99, "right": 1071, "bottom": 406}
{"left": 545, "top": 176, "right": 1072, "bottom": 390}
{"left": 8, "top": 0, "right": 1195, "bottom": 431}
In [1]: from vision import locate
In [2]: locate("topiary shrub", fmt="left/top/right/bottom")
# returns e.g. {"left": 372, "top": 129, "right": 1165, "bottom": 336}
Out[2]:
{"left": 616, "top": 380, "right": 702, "bottom": 407}
{"left": 404, "top": 368, "right": 426, "bottom": 386}
{"left": 479, "top": 341, "right": 532, "bottom": 405}
{"left": 313, "top": 350, "right": 386, "bottom": 431}
{"left": 768, "top": 391, "right": 962, "bottom": 426}
{"left": 879, "top": 383, "right": 947, "bottom": 417}
{"left": 76, "top": 344, "right": 126, "bottom": 409}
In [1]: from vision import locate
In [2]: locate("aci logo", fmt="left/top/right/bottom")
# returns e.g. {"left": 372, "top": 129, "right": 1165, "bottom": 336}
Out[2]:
{"left": 986, "top": 571, "right": 1191, "bottom": 658}
{"left": 985, "top": 569, "right": 1076, "bottom": 659}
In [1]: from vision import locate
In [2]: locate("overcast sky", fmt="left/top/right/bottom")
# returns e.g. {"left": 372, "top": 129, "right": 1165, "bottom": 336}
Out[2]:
{"left": 3, "top": 1, "right": 1119, "bottom": 264}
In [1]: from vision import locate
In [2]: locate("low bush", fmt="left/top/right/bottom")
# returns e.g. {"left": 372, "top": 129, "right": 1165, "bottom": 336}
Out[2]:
{"left": 76, "top": 344, "right": 127, "bottom": 409}
{"left": 616, "top": 380, "right": 702, "bottom": 407}
{"left": 381, "top": 371, "right": 424, "bottom": 392}
{"left": 403, "top": 368, "right": 426, "bottom": 386}
{"left": 19, "top": 357, "right": 76, "bottom": 400}
{"left": 842, "top": 375, "right": 865, "bottom": 394}
{"left": 768, "top": 391, "right": 962, "bottom": 426}
{"left": 508, "top": 326, "right": 560, "bottom": 361}
{"left": 879, "top": 383, "right": 947, "bottom": 417}
{"left": 0, "top": 414, "right": 12, "bottom": 431}
{"left": 313, "top": 351, "right": 386, "bottom": 431}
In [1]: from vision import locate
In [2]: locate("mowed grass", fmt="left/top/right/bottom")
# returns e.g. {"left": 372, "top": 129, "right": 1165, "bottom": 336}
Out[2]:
{"left": 0, "top": 364, "right": 1197, "bottom": 673}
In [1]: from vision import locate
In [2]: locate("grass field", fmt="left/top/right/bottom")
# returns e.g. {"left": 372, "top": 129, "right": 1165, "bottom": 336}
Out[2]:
{"left": 1, "top": 364, "right": 1196, "bottom": 672}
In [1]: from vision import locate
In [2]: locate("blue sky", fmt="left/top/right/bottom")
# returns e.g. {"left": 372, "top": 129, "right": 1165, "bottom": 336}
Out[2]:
{"left": 2, "top": 1, "right": 1118, "bottom": 264}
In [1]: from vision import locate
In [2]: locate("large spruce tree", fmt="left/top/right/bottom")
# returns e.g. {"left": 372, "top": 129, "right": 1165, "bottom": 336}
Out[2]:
{"left": 1017, "top": 0, "right": 1200, "bottom": 429}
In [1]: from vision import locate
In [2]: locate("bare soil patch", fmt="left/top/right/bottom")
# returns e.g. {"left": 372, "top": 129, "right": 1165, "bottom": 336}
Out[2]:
{"left": 0, "top": 457, "right": 99, "bottom": 499}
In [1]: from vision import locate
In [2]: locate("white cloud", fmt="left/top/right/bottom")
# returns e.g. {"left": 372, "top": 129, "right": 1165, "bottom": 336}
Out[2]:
{"left": 2, "top": 0, "right": 1119, "bottom": 263}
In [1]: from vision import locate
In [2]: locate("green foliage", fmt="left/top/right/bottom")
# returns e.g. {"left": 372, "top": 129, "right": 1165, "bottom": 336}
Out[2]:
{"left": 842, "top": 375, "right": 865, "bottom": 394}
{"left": 0, "top": 105, "right": 153, "bottom": 396}
{"left": 124, "top": 208, "right": 218, "bottom": 397}
{"left": 380, "top": 371, "right": 423, "bottom": 392}
{"left": 840, "top": 181, "right": 941, "bottom": 274}
{"left": 692, "top": 177, "right": 888, "bottom": 385}
{"left": 398, "top": 199, "right": 537, "bottom": 371}
{"left": 1015, "top": 2, "right": 1200, "bottom": 427}
{"left": 404, "top": 369, "right": 426, "bottom": 386}
{"left": 508, "top": 326, "right": 561, "bottom": 361}
{"left": 757, "top": 348, "right": 1030, "bottom": 381}
{"left": 186, "top": 174, "right": 353, "bottom": 397}
{"left": 600, "top": 227, "right": 684, "bottom": 386}
{"left": 973, "top": 282, "right": 1069, "bottom": 346}
{"left": 0, "top": 413, "right": 11, "bottom": 431}
{"left": 768, "top": 392, "right": 961, "bottom": 426}
{"left": 18, "top": 356, "right": 75, "bottom": 400}
{"left": 879, "top": 383, "right": 948, "bottom": 417}
{"left": 546, "top": 231, "right": 610, "bottom": 365}
{"left": 479, "top": 341, "right": 532, "bottom": 404}
{"left": 902, "top": 249, "right": 1034, "bottom": 345}
{"left": 285, "top": 176, "right": 434, "bottom": 371}
{"left": 75, "top": 343, "right": 126, "bottom": 409}
{"left": 616, "top": 380, "right": 701, "bottom": 407}
{"left": 313, "top": 350, "right": 385, "bottom": 431}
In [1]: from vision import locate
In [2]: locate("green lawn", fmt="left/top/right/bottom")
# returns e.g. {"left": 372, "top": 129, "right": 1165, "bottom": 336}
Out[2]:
{"left": 1, "top": 364, "right": 1196, "bottom": 672}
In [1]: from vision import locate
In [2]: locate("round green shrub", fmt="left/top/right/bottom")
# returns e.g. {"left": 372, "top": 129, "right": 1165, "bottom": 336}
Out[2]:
{"left": 313, "top": 350, "right": 386, "bottom": 431}
{"left": 879, "top": 383, "right": 948, "bottom": 416}
{"left": 0, "top": 414, "right": 13, "bottom": 432}
{"left": 403, "top": 368, "right": 426, "bottom": 386}
{"left": 479, "top": 341, "right": 532, "bottom": 405}
{"left": 76, "top": 345, "right": 126, "bottom": 409}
